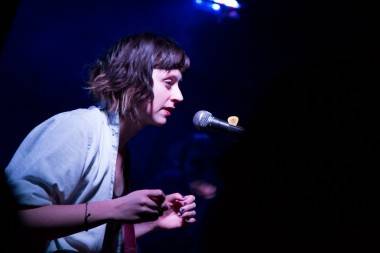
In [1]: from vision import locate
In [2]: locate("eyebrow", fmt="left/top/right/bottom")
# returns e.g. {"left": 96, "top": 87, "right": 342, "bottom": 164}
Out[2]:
{"left": 164, "top": 74, "right": 182, "bottom": 82}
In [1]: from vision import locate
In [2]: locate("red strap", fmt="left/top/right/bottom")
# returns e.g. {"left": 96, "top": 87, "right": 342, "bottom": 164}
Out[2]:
{"left": 123, "top": 223, "right": 136, "bottom": 253}
{"left": 122, "top": 151, "right": 136, "bottom": 253}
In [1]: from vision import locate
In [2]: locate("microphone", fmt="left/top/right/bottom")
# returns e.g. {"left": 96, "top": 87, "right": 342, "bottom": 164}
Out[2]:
{"left": 193, "top": 110, "right": 244, "bottom": 134}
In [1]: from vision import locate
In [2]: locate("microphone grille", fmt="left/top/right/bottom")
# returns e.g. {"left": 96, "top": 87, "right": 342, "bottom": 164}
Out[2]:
{"left": 193, "top": 110, "right": 212, "bottom": 128}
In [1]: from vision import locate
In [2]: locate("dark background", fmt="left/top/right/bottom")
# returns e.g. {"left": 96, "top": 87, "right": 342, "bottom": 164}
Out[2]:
{"left": 1, "top": 0, "right": 378, "bottom": 252}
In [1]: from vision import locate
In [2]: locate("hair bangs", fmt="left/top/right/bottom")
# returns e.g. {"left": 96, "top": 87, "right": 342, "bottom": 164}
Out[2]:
{"left": 153, "top": 48, "right": 190, "bottom": 72}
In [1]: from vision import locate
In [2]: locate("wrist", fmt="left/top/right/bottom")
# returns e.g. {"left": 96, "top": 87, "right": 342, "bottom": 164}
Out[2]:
{"left": 147, "top": 220, "right": 160, "bottom": 231}
{"left": 89, "top": 199, "right": 118, "bottom": 223}
{"left": 107, "top": 198, "right": 120, "bottom": 222}
{"left": 135, "top": 220, "right": 159, "bottom": 238}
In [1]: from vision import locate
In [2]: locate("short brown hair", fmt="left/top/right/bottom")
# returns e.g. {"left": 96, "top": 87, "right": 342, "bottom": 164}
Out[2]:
{"left": 87, "top": 33, "right": 190, "bottom": 122}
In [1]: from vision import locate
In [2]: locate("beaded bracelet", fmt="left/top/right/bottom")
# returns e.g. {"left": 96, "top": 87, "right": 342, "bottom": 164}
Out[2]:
{"left": 84, "top": 202, "right": 91, "bottom": 231}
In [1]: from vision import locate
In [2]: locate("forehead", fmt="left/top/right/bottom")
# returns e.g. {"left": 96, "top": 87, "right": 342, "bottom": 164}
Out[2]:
{"left": 153, "top": 69, "right": 182, "bottom": 81}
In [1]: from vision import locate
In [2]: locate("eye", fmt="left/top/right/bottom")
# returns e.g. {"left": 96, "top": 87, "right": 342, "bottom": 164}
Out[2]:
{"left": 164, "top": 79, "right": 174, "bottom": 88}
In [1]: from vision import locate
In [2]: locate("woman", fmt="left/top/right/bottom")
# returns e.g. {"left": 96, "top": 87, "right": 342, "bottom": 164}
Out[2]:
{"left": 5, "top": 33, "right": 196, "bottom": 253}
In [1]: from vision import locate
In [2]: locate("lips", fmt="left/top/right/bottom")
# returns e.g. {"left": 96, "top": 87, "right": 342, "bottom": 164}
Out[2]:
{"left": 162, "top": 107, "right": 174, "bottom": 116}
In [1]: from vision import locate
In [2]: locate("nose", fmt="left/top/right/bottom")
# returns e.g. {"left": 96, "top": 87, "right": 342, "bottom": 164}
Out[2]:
{"left": 171, "top": 85, "right": 184, "bottom": 103}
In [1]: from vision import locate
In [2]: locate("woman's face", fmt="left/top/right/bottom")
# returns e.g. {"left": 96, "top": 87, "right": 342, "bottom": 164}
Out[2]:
{"left": 141, "top": 68, "right": 184, "bottom": 126}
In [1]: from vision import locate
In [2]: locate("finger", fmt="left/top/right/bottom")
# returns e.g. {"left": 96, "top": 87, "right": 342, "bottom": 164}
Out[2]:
{"left": 179, "top": 202, "right": 196, "bottom": 213}
{"left": 143, "top": 196, "right": 168, "bottom": 215}
{"left": 147, "top": 189, "right": 166, "bottom": 204}
{"left": 157, "top": 202, "right": 169, "bottom": 216}
{"left": 181, "top": 195, "right": 195, "bottom": 205}
{"left": 180, "top": 210, "right": 196, "bottom": 219}
{"left": 143, "top": 197, "right": 162, "bottom": 210}
{"left": 170, "top": 199, "right": 183, "bottom": 213}
{"left": 160, "top": 202, "right": 169, "bottom": 212}
{"left": 166, "top": 193, "right": 185, "bottom": 212}
{"left": 165, "top": 193, "right": 184, "bottom": 203}
{"left": 146, "top": 189, "right": 165, "bottom": 198}
{"left": 184, "top": 217, "right": 196, "bottom": 223}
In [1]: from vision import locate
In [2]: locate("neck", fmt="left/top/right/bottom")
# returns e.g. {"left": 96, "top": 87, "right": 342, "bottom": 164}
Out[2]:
{"left": 118, "top": 114, "right": 144, "bottom": 150}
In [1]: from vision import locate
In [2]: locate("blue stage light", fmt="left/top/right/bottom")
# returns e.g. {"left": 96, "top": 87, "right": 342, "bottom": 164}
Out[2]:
{"left": 214, "top": 0, "right": 240, "bottom": 9}
{"left": 211, "top": 3, "right": 221, "bottom": 11}
{"left": 193, "top": 0, "right": 242, "bottom": 18}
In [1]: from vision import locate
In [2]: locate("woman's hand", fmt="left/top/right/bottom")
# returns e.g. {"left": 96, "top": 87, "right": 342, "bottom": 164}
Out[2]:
{"left": 156, "top": 193, "right": 196, "bottom": 229}
{"left": 112, "top": 189, "right": 166, "bottom": 223}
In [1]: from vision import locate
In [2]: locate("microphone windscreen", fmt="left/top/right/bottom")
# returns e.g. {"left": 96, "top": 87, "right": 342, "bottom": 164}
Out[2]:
{"left": 193, "top": 110, "right": 212, "bottom": 128}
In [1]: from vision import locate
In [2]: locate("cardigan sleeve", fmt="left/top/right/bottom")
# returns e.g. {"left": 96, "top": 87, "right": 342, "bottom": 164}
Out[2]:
{"left": 5, "top": 110, "right": 93, "bottom": 206}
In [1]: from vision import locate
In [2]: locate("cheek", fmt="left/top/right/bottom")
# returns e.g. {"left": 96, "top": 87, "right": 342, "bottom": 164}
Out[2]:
{"left": 145, "top": 103, "right": 152, "bottom": 113}
{"left": 152, "top": 88, "right": 168, "bottom": 108}
{"left": 145, "top": 97, "right": 161, "bottom": 114}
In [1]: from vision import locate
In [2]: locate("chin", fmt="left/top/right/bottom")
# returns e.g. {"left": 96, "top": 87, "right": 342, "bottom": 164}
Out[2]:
{"left": 156, "top": 120, "right": 167, "bottom": 126}
{"left": 152, "top": 118, "right": 167, "bottom": 126}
